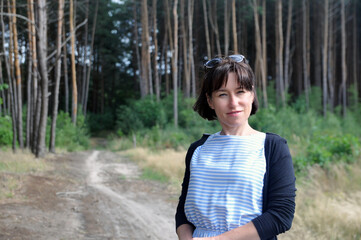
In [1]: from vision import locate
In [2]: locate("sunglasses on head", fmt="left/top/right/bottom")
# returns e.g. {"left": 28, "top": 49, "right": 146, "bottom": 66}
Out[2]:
{"left": 204, "top": 54, "right": 246, "bottom": 69}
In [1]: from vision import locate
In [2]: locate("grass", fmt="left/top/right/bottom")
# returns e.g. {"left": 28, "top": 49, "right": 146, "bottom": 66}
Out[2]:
{"left": 0, "top": 150, "right": 51, "bottom": 201}
{"left": 279, "top": 157, "right": 361, "bottom": 240}
{"left": 122, "top": 147, "right": 186, "bottom": 188}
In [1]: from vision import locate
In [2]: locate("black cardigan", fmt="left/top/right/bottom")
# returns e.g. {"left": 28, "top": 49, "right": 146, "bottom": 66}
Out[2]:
{"left": 175, "top": 133, "right": 296, "bottom": 240}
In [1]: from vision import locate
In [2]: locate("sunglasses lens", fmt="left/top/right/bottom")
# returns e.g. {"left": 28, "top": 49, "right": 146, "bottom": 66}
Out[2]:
{"left": 228, "top": 55, "right": 245, "bottom": 63}
{"left": 205, "top": 58, "right": 222, "bottom": 68}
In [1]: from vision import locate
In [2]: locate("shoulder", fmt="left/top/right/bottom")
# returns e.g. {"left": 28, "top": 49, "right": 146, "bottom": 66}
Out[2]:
{"left": 264, "top": 133, "right": 291, "bottom": 161}
{"left": 186, "top": 134, "right": 210, "bottom": 160}
{"left": 265, "top": 132, "right": 289, "bottom": 151}
{"left": 188, "top": 134, "right": 210, "bottom": 151}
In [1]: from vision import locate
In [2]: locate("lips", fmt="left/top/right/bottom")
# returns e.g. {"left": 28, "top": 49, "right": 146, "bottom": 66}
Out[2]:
{"left": 227, "top": 110, "right": 243, "bottom": 116}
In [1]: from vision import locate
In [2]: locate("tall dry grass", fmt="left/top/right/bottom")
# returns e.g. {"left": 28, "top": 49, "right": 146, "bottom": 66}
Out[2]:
{"left": 279, "top": 159, "right": 361, "bottom": 240}
{"left": 122, "top": 147, "right": 186, "bottom": 189}
{"left": 0, "top": 150, "right": 51, "bottom": 201}
{"left": 124, "top": 148, "right": 361, "bottom": 239}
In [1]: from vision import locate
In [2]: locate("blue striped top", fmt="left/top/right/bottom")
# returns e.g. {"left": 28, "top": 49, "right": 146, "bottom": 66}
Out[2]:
{"left": 184, "top": 131, "right": 266, "bottom": 238}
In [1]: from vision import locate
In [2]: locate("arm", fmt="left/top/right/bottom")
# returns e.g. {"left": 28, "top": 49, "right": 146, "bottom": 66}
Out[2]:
{"left": 177, "top": 224, "right": 194, "bottom": 240}
{"left": 252, "top": 135, "right": 296, "bottom": 239}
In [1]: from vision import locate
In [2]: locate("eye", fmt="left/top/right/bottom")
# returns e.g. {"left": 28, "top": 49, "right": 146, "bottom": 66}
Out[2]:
{"left": 237, "top": 90, "right": 245, "bottom": 94}
{"left": 218, "top": 93, "right": 227, "bottom": 97}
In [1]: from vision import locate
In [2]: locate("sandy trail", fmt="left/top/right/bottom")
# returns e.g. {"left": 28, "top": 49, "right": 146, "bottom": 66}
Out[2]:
{"left": 0, "top": 150, "right": 178, "bottom": 240}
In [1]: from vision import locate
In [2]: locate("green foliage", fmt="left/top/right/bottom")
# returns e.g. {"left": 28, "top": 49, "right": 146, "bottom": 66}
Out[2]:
{"left": 86, "top": 110, "right": 115, "bottom": 135}
{"left": 0, "top": 116, "right": 12, "bottom": 146}
{"left": 50, "top": 111, "right": 89, "bottom": 151}
{"left": 116, "top": 96, "right": 167, "bottom": 135}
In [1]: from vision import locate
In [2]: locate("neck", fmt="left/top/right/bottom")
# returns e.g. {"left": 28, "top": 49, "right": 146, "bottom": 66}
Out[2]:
{"left": 220, "top": 123, "right": 256, "bottom": 136}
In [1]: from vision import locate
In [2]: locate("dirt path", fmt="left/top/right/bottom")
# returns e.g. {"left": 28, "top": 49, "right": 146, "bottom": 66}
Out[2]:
{"left": 0, "top": 150, "right": 178, "bottom": 240}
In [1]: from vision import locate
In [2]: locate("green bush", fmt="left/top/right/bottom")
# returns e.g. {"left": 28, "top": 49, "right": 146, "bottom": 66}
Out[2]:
{"left": 86, "top": 110, "right": 115, "bottom": 135}
{"left": 50, "top": 111, "right": 89, "bottom": 151}
{"left": 116, "top": 96, "right": 167, "bottom": 135}
{"left": 0, "top": 116, "right": 13, "bottom": 146}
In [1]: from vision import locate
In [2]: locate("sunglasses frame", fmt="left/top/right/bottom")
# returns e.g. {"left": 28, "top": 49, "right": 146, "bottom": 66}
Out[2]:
{"left": 204, "top": 54, "right": 246, "bottom": 69}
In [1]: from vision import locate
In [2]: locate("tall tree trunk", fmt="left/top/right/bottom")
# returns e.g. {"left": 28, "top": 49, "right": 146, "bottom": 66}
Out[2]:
{"left": 302, "top": 0, "right": 310, "bottom": 110}
{"left": 62, "top": 26, "right": 69, "bottom": 114}
{"left": 49, "top": 0, "right": 64, "bottom": 153}
{"left": 1, "top": 0, "right": 17, "bottom": 151}
{"left": 327, "top": 1, "right": 335, "bottom": 112}
{"left": 261, "top": 0, "right": 267, "bottom": 94}
{"left": 152, "top": 0, "right": 160, "bottom": 101}
{"left": 133, "top": 0, "right": 142, "bottom": 96}
{"left": 284, "top": 0, "right": 293, "bottom": 93}
{"left": 208, "top": 0, "right": 221, "bottom": 55}
{"left": 11, "top": 0, "right": 23, "bottom": 148}
{"left": 224, "top": 0, "right": 229, "bottom": 55}
{"left": 352, "top": 0, "right": 358, "bottom": 109}
{"left": 275, "top": 0, "right": 285, "bottom": 106}
{"left": 84, "top": 0, "right": 98, "bottom": 116}
{"left": 26, "top": 0, "right": 33, "bottom": 148}
{"left": 36, "top": 0, "right": 49, "bottom": 157}
{"left": 188, "top": 0, "right": 195, "bottom": 98}
{"left": 322, "top": 0, "right": 329, "bottom": 117}
{"left": 340, "top": 0, "right": 347, "bottom": 117}
{"left": 252, "top": 0, "right": 267, "bottom": 108}
{"left": 141, "top": 0, "right": 152, "bottom": 97}
{"left": 172, "top": 0, "right": 179, "bottom": 127}
{"left": 202, "top": 0, "right": 211, "bottom": 59}
{"left": 81, "top": 0, "right": 89, "bottom": 113}
{"left": 231, "top": 0, "right": 238, "bottom": 54}
{"left": 70, "top": 0, "right": 77, "bottom": 125}
{"left": 180, "top": 0, "right": 189, "bottom": 97}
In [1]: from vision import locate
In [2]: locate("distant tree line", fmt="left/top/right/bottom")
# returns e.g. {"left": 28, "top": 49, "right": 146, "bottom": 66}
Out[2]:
{"left": 0, "top": 0, "right": 360, "bottom": 156}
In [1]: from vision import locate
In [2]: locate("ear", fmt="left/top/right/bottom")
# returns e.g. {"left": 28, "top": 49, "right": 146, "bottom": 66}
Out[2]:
{"left": 206, "top": 94, "right": 214, "bottom": 109}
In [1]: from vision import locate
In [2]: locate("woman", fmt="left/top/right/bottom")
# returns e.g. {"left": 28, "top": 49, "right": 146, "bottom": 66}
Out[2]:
{"left": 175, "top": 55, "right": 296, "bottom": 240}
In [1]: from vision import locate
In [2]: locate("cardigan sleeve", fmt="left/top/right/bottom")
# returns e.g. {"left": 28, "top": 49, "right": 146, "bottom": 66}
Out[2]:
{"left": 252, "top": 134, "right": 296, "bottom": 239}
{"left": 175, "top": 142, "right": 196, "bottom": 230}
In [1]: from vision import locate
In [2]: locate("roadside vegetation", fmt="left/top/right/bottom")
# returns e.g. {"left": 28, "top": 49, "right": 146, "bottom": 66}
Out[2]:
{"left": 0, "top": 150, "right": 51, "bottom": 201}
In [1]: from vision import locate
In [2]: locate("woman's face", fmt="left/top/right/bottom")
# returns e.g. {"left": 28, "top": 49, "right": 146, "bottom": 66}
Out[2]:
{"left": 207, "top": 72, "right": 254, "bottom": 133}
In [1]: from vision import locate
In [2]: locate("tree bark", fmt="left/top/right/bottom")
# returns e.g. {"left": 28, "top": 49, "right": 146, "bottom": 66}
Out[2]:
{"left": 81, "top": 0, "right": 89, "bottom": 114}
{"left": 1, "top": 0, "right": 17, "bottom": 151}
{"left": 284, "top": 0, "right": 293, "bottom": 93}
{"left": 188, "top": 0, "right": 195, "bottom": 98}
{"left": 202, "top": 0, "right": 211, "bottom": 59}
{"left": 252, "top": 0, "right": 267, "bottom": 108}
{"left": 140, "top": 0, "right": 152, "bottom": 97}
{"left": 208, "top": 0, "right": 221, "bottom": 56}
{"left": 224, "top": 0, "right": 229, "bottom": 55}
{"left": 70, "top": 0, "right": 77, "bottom": 125}
{"left": 152, "top": 0, "right": 160, "bottom": 101}
{"left": 49, "top": 0, "right": 64, "bottom": 153}
{"left": 180, "top": 0, "right": 189, "bottom": 97}
{"left": 322, "top": 0, "right": 329, "bottom": 116}
{"left": 172, "top": 0, "right": 179, "bottom": 127}
{"left": 302, "top": 0, "right": 310, "bottom": 110}
{"left": 84, "top": 0, "right": 98, "bottom": 116}
{"left": 11, "top": 0, "right": 23, "bottom": 148}
{"left": 36, "top": 0, "right": 49, "bottom": 157}
{"left": 340, "top": 0, "right": 347, "bottom": 117}
{"left": 275, "top": 0, "right": 285, "bottom": 106}
{"left": 231, "top": 0, "right": 238, "bottom": 54}
{"left": 62, "top": 26, "right": 69, "bottom": 114}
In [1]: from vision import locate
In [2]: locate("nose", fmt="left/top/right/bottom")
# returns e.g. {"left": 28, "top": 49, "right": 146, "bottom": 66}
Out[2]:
{"left": 228, "top": 94, "right": 238, "bottom": 108}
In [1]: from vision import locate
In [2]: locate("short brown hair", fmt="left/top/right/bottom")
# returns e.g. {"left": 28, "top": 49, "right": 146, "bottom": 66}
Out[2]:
{"left": 193, "top": 58, "right": 259, "bottom": 120}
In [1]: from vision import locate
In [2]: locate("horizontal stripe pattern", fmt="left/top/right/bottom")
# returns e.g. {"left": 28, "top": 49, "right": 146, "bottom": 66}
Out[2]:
{"left": 184, "top": 132, "right": 266, "bottom": 238}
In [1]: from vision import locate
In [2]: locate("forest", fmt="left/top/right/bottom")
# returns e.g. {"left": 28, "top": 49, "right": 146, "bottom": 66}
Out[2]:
{"left": 0, "top": 0, "right": 360, "bottom": 166}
